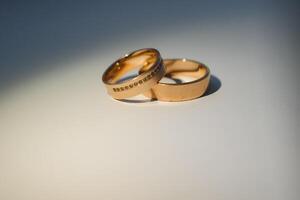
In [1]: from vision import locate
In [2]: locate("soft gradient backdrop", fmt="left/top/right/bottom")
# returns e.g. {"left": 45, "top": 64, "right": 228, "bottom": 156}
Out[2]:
{"left": 0, "top": 1, "right": 299, "bottom": 200}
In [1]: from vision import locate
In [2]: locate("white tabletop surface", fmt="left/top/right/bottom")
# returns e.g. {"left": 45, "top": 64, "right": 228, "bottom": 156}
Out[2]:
{"left": 0, "top": 1, "right": 299, "bottom": 200}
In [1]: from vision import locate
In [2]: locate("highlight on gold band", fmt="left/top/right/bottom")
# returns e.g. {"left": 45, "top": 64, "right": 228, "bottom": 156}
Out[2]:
{"left": 140, "top": 58, "right": 211, "bottom": 102}
{"left": 102, "top": 48, "right": 165, "bottom": 99}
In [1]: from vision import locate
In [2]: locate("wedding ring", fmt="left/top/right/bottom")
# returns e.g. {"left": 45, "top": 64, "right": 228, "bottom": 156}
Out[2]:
{"left": 102, "top": 48, "right": 165, "bottom": 99}
{"left": 140, "top": 58, "right": 210, "bottom": 101}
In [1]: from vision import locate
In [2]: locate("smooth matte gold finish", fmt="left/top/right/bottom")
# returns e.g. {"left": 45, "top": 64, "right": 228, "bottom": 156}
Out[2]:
{"left": 102, "top": 48, "right": 165, "bottom": 99}
{"left": 140, "top": 59, "right": 210, "bottom": 101}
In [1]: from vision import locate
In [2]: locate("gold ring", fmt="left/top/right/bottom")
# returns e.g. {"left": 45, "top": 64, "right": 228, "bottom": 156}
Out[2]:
{"left": 140, "top": 58, "right": 210, "bottom": 101}
{"left": 102, "top": 48, "right": 165, "bottom": 99}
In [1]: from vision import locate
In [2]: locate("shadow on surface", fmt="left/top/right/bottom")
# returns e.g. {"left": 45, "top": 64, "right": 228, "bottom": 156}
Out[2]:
{"left": 202, "top": 75, "right": 222, "bottom": 97}
{"left": 117, "top": 98, "right": 155, "bottom": 104}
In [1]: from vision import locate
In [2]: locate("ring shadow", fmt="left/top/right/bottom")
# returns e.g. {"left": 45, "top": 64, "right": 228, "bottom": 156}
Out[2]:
{"left": 116, "top": 74, "right": 221, "bottom": 104}
{"left": 202, "top": 75, "right": 222, "bottom": 97}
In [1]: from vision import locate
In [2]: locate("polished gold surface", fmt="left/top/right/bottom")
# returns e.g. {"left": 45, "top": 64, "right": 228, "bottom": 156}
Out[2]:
{"left": 102, "top": 48, "right": 165, "bottom": 99}
{"left": 140, "top": 59, "right": 210, "bottom": 101}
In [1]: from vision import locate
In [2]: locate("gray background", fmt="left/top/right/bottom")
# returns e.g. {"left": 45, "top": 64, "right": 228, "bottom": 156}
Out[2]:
{"left": 0, "top": 0, "right": 299, "bottom": 199}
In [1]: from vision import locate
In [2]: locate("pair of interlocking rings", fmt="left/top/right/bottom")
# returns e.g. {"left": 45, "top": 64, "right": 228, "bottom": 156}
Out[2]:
{"left": 102, "top": 48, "right": 210, "bottom": 102}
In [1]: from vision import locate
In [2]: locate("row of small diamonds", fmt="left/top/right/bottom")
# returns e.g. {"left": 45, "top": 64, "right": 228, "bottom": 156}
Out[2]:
{"left": 113, "top": 66, "right": 161, "bottom": 92}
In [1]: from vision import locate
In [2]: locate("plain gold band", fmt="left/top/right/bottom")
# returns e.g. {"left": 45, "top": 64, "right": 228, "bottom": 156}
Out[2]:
{"left": 140, "top": 59, "right": 210, "bottom": 101}
{"left": 102, "top": 48, "right": 165, "bottom": 99}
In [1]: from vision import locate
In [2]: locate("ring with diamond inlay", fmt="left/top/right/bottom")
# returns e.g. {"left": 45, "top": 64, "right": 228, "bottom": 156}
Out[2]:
{"left": 102, "top": 48, "right": 165, "bottom": 99}
{"left": 140, "top": 58, "right": 210, "bottom": 101}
